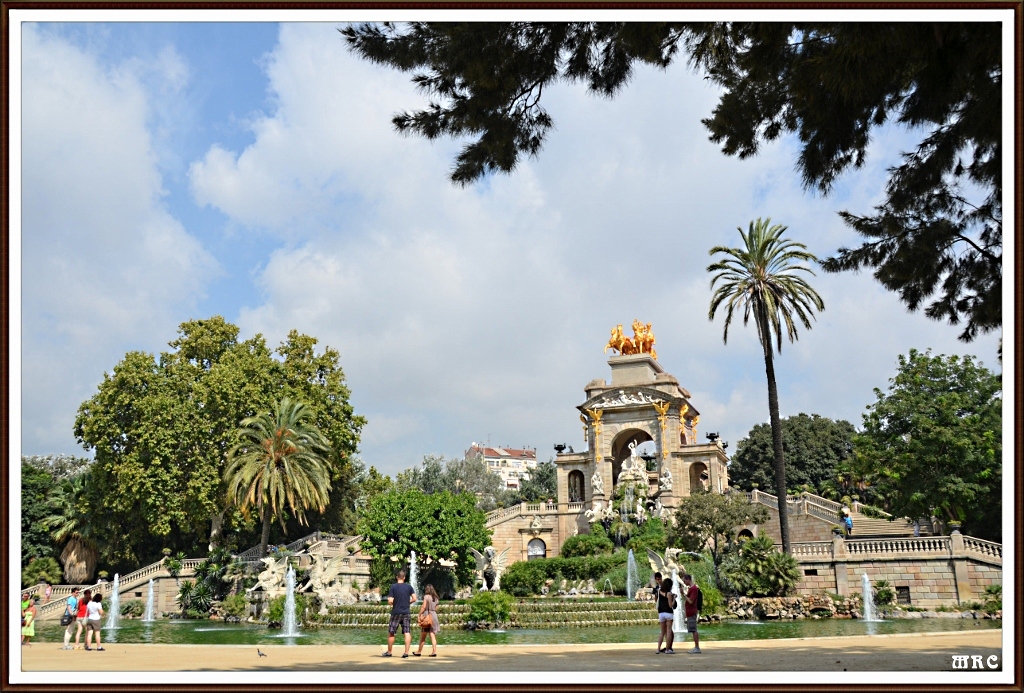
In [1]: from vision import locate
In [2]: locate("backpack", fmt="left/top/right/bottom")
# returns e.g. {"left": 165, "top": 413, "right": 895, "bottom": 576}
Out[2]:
{"left": 694, "top": 586, "right": 703, "bottom": 613}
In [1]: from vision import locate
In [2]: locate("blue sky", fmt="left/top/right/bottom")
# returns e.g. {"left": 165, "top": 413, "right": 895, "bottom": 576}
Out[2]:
{"left": 18, "top": 20, "right": 1004, "bottom": 476}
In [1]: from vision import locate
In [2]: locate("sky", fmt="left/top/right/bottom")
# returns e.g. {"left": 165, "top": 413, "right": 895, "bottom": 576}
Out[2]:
{"left": 17, "top": 20, "right": 1005, "bottom": 478}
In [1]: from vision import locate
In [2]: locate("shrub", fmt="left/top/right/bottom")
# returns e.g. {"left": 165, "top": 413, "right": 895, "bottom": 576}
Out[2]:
{"left": 221, "top": 593, "right": 249, "bottom": 619}
{"left": 22, "top": 557, "right": 61, "bottom": 588}
{"left": 266, "top": 593, "right": 312, "bottom": 624}
{"left": 873, "top": 580, "right": 895, "bottom": 606}
{"left": 368, "top": 556, "right": 398, "bottom": 589}
{"left": 599, "top": 561, "right": 652, "bottom": 596}
{"left": 177, "top": 579, "right": 214, "bottom": 617}
{"left": 719, "top": 532, "right": 800, "bottom": 597}
{"left": 983, "top": 584, "right": 1001, "bottom": 614}
{"left": 120, "top": 599, "right": 145, "bottom": 617}
{"left": 560, "top": 533, "right": 614, "bottom": 558}
{"left": 468, "top": 590, "right": 515, "bottom": 623}
{"left": 501, "top": 561, "right": 547, "bottom": 597}
{"left": 625, "top": 519, "right": 669, "bottom": 554}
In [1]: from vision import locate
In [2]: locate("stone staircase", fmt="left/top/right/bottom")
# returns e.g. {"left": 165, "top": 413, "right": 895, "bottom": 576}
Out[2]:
{"left": 742, "top": 489, "right": 929, "bottom": 538}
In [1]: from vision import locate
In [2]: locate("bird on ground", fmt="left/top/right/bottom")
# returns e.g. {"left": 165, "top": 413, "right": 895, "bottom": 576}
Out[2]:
{"left": 257, "top": 649, "right": 267, "bottom": 657}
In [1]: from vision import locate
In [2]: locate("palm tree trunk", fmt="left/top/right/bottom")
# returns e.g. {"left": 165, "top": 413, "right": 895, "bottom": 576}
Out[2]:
{"left": 209, "top": 510, "right": 225, "bottom": 553}
{"left": 259, "top": 504, "right": 272, "bottom": 557}
{"left": 758, "top": 315, "right": 791, "bottom": 555}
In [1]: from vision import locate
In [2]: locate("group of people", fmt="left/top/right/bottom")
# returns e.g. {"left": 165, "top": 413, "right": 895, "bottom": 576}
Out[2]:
{"left": 383, "top": 570, "right": 441, "bottom": 658}
{"left": 58, "top": 586, "right": 107, "bottom": 651}
{"left": 652, "top": 572, "right": 701, "bottom": 655}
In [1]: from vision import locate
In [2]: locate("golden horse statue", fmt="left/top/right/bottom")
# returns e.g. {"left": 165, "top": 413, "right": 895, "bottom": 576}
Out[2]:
{"left": 606, "top": 320, "right": 657, "bottom": 359}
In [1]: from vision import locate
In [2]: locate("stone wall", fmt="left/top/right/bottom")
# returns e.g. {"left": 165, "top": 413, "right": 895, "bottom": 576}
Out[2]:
{"left": 754, "top": 511, "right": 835, "bottom": 544}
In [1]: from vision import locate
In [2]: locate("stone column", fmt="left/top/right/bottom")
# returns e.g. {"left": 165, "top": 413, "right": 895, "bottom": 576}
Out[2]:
{"left": 949, "top": 529, "right": 972, "bottom": 603}
{"left": 832, "top": 535, "right": 849, "bottom": 596}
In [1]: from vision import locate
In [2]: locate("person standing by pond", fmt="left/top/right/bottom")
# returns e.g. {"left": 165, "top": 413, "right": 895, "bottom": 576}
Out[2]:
{"left": 414, "top": 584, "right": 440, "bottom": 657}
{"left": 682, "top": 573, "right": 701, "bottom": 654}
{"left": 74, "top": 589, "right": 92, "bottom": 649}
{"left": 61, "top": 587, "right": 80, "bottom": 650}
{"left": 84, "top": 593, "right": 105, "bottom": 651}
{"left": 655, "top": 577, "right": 676, "bottom": 654}
{"left": 22, "top": 596, "right": 38, "bottom": 645}
{"left": 383, "top": 570, "right": 417, "bottom": 658}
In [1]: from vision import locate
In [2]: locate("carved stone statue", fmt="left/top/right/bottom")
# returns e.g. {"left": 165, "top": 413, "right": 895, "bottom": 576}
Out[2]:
{"left": 591, "top": 470, "right": 605, "bottom": 496}
{"left": 646, "top": 548, "right": 683, "bottom": 577}
{"left": 300, "top": 554, "right": 348, "bottom": 596}
{"left": 469, "top": 546, "right": 510, "bottom": 591}
{"left": 248, "top": 556, "right": 287, "bottom": 594}
{"left": 635, "top": 500, "right": 648, "bottom": 524}
{"left": 530, "top": 515, "right": 543, "bottom": 533}
{"left": 659, "top": 468, "right": 673, "bottom": 492}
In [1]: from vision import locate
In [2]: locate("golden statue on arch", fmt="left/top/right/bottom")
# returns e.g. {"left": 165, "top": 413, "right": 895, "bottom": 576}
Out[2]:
{"left": 604, "top": 319, "right": 657, "bottom": 360}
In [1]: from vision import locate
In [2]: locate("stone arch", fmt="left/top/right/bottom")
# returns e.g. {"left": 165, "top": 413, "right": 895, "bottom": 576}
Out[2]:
{"left": 527, "top": 538, "right": 547, "bottom": 560}
{"left": 737, "top": 528, "right": 754, "bottom": 541}
{"left": 610, "top": 428, "right": 653, "bottom": 487}
{"left": 689, "top": 461, "right": 709, "bottom": 493}
{"left": 568, "top": 470, "right": 585, "bottom": 503}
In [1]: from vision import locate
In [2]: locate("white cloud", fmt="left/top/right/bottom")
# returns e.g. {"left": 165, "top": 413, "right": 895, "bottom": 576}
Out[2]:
{"left": 190, "top": 24, "right": 1001, "bottom": 474}
{"left": 21, "top": 26, "right": 217, "bottom": 453}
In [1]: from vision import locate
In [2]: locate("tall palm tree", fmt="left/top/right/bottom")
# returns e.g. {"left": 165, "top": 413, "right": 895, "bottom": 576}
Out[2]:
{"left": 44, "top": 474, "right": 99, "bottom": 584}
{"left": 225, "top": 398, "right": 334, "bottom": 558}
{"left": 708, "top": 218, "right": 825, "bottom": 554}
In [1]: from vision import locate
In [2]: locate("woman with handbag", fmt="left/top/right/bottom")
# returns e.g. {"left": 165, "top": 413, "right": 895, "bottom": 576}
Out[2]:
{"left": 73, "top": 590, "right": 92, "bottom": 649}
{"left": 413, "top": 584, "right": 440, "bottom": 657}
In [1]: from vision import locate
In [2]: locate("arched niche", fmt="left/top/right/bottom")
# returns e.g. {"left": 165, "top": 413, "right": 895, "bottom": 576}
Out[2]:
{"left": 689, "top": 461, "right": 709, "bottom": 493}
{"left": 527, "top": 538, "right": 547, "bottom": 560}
{"left": 568, "top": 470, "right": 585, "bottom": 503}
{"left": 610, "top": 428, "right": 653, "bottom": 486}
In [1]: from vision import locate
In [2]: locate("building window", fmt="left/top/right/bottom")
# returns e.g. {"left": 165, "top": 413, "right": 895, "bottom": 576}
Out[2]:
{"left": 568, "top": 470, "right": 585, "bottom": 503}
{"left": 896, "top": 586, "right": 912, "bottom": 605}
{"left": 527, "top": 538, "right": 546, "bottom": 560}
{"left": 803, "top": 569, "right": 818, "bottom": 576}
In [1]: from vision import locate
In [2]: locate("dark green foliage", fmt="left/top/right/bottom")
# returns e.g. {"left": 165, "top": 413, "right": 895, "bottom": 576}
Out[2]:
{"left": 729, "top": 414, "right": 856, "bottom": 495}
{"left": 177, "top": 579, "right": 214, "bottom": 617}
{"left": 678, "top": 557, "right": 724, "bottom": 614}
{"left": 672, "top": 490, "right": 769, "bottom": 585}
{"left": 719, "top": 532, "right": 801, "bottom": 597}
{"left": 983, "top": 585, "right": 1001, "bottom": 614}
{"left": 599, "top": 560, "right": 652, "bottom": 596}
{"left": 220, "top": 594, "right": 249, "bottom": 619}
{"left": 851, "top": 350, "right": 1001, "bottom": 540}
{"left": 20, "top": 461, "right": 57, "bottom": 568}
{"left": 266, "top": 592, "right": 312, "bottom": 624}
{"left": 358, "top": 489, "right": 490, "bottom": 587}
{"left": 344, "top": 22, "right": 1001, "bottom": 340}
{"left": 500, "top": 552, "right": 628, "bottom": 596}
{"left": 625, "top": 518, "right": 668, "bottom": 554}
{"left": 120, "top": 599, "right": 145, "bottom": 618}
{"left": 559, "top": 532, "right": 614, "bottom": 558}
{"left": 468, "top": 591, "right": 515, "bottom": 623}
{"left": 873, "top": 580, "right": 895, "bottom": 606}
{"left": 21, "top": 557, "right": 62, "bottom": 588}
{"left": 73, "top": 317, "right": 365, "bottom": 568}
{"left": 516, "top": 459, "right": 558, "bottom": 502}
{"left": 419, "top": 565, "right": 458, "bottom": 600}
{"left": 192, "top": 547, "right": 236, "bottom": 601}
{"left": 367, "top": 556, "right": 398, "bottom": 590}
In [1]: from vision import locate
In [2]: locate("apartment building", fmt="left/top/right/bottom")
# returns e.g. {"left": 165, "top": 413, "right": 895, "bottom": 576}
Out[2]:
{"left": 466, "top": 444, "right": 538, "bottom": 490}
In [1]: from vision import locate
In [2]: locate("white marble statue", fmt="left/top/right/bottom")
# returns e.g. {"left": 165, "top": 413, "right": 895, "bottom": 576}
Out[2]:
{"left": 635, "top": 500, "right": 648, "bottom": 524}
{"left": 591, "top": 470, "right": 605, "bottom": 496}
{"left": 470, "top": 546, "right": 510, "bottom": 591}
{"left": 584, "top": 500, "right": 604, "bottom": 523}
{"left": 248, "top": 556, "right": 287, "bottom": 594}
{"left": 646, "top": 547, "right": 683, "bottom": 577}
{"left": 300, "top": 554, "right": 348, "bottom": 596}
{"left": 659, "top": 468, "right": 673, "bottom": 492}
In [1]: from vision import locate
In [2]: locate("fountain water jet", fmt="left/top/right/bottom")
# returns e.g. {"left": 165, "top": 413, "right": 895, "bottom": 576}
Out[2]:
{"left": 143, "top": 579, "right": 155, "bottom": 621}
{"left": 409, "top": 551, "right": 420, "bottom": 597}
{"left": 626, "top": 549, "right": 639, "bottom": 600}
{"left": 282, "top": 565, "right": 300, "bottom": 637}
{"left": 104, "top": 574, "right": 120, "bottom": 630}
{"left": 670, "top": 569, "right": 685, "bottom": 637}
{"left": 861, "top": 573, "right": 881, "bottom": 622}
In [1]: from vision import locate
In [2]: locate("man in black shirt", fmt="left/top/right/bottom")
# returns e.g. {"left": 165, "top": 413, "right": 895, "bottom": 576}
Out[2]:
{"left": 384, "top": 570, "right": 417, "bottom": 658}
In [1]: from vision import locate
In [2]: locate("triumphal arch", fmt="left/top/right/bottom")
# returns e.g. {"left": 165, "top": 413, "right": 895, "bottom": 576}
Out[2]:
{"left": 485, "top": 322, "right": 729, "bottom": 562}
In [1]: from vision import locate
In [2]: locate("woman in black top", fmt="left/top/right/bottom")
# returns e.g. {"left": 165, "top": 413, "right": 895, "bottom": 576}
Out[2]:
{"left": 656, "top": 577, "right": 676, "bottom": 654}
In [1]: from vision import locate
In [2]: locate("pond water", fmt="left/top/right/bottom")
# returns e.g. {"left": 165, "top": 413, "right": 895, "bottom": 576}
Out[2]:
{"left": 37, "top": 617, "right": 999, "bottom": 647}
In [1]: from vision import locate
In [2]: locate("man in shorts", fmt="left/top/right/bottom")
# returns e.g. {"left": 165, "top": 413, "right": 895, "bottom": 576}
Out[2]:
{"left": 384, "top": 570, "right": 417, "bottom": 658}
{"left": 61, "top": 587, "right": 80, "bottom": 650}
{"left": 682, "top": 573, "right": 701, "bottom": 654}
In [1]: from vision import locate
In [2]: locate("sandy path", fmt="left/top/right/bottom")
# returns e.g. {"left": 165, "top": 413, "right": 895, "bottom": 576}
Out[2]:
{"left": 21, "top": 630, "right": 1001, "bottom": 672}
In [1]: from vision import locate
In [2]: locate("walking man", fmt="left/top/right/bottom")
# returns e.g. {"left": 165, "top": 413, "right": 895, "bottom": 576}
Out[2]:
{"left": 384, "top": 570, "right": 417, "bottom": 658}
{"left": 61, "top": 587, "right": 80, "bottom": 650}
{"left": 682, "top": 574, "right": 701, "bottom": 654}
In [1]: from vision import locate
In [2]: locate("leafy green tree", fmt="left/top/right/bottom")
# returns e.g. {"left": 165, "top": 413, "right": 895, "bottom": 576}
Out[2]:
{"left": 22, "top": 455, "right": 92, "bottom": 481}
{"left": 343, "top": 22, "right": 1000, "bottom": 340}
{"left": 395, "top": 454, "right": 513, "bottom": 511}
{"left": 357, "top": 489, "right": 490, "bottom": 587}
{"left": 851, "top": 349, "right": 1001, "bottom": 540}
{"left": 708, "top": 219, "right": 824, "bottom": 553}
{"left": 225, "top": 398, "right": 335, "bottom": 559}
{"left": 559, "top": 532, "right": 614, "bottom": 558}
{"left": 355, "top": 465, "right": 393, "bottom": 513}
{"left": 74, "top": 317, "right": 364, "bottom": 567}
{"left": 22, "top": 557, "right": 62, "bottom": 589}
{"left": 671, "top": 490, "right": 769, "bottom": 586}
{"left": 21, "top": 460, "right": 57, "bottom": 568}
{"left": 516, "top": 459, "right": 557, "bottom": 502}
{"left": 720, "top": 531, "right": 801, "bottom": 597}
{"left": 729, "top": 414, "right": 856, "bottom": 496}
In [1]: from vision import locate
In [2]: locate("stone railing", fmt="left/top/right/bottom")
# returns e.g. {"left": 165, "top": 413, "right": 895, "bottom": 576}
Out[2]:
{"left": 788, "top": 541, "right": 834, "bottom": 559}
{"left": 962, "top": 536, "right": 1002, "bottom": 561}
{"left": 568, "top": 502, "right": 585, "bottom": 512}
{"left": 485, "top": 504, "right": 523, "bottom": 526}
{"left": 235, "top": 531, "right": 323, "bottom": 562}
{"left": 803, "top": 501, "right": 841, "bottom": 525}
{"left": 845, "top": 536, "right": 951, "bottom": 557}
